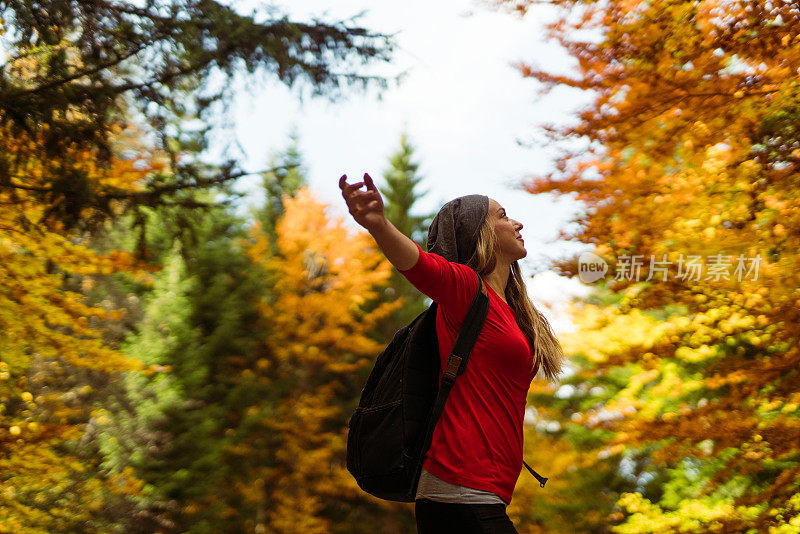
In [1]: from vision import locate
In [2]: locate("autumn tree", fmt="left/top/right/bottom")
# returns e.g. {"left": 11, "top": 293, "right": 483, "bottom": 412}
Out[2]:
{"left": 491, "top": 0, "right": 800, "bottom": 531}
{"left": 236, "top": 189, "right": 410, "bottom": 534}
{"left": 0, "top": 120, "right": 160, "bottom": 533}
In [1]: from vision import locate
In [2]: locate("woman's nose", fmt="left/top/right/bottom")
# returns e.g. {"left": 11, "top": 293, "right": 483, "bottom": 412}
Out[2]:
{"left": 513, "top": 220, "right": 523, "bottom": 231}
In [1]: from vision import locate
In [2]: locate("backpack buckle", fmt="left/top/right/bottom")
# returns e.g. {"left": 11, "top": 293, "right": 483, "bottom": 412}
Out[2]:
{"left": 443, "top": 354, "right": 462, "bottom": 382}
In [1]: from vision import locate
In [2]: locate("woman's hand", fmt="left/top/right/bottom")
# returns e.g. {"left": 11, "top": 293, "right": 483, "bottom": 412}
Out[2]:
{"left": 339, "top": 172, "right": 419, "bottom": 270}
{"left": 339, "top": 173, "right": 386, "bottom": 232}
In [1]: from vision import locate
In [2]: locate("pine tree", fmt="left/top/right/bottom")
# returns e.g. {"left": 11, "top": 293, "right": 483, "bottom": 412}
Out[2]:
{"left": 253, "top": 125, "right": 309, "bottom": 255}
{"left": 380, "top": 131, "right": 431, "bottom": 247}
{"left": 86, "top": 186, "right": 268, "bottom": 531}
{"left": 376, "top": 131, "right": 434, "bottom": 335}
{"left": 0, "top": 1, "right": 398, "bottom": 233}
{"left": 93, "top": 240, "right": 210, "bottom": 532}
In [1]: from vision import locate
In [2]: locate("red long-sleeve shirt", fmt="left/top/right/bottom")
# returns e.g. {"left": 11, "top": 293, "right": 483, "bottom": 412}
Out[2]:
{"left": 397, "top": 243, "right": 538, "bottom": 505}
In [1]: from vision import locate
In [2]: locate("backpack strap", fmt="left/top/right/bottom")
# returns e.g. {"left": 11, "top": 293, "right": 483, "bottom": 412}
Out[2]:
{"left": 523, "top": 461, "right": 548, "bottom": 488}
{"left": 413, "top": 273, "right": 549, "bottom": 492}
{"left": 445, "top": 275, "right": 490, "bottom": 379}
{"left": 414, "top": 274, "right": 489, "bottom": 486}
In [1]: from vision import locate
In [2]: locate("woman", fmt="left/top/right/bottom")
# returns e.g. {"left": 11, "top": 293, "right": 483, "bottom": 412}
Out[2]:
{"left": 339, "top": 173, "right": 565, "bottom": 533}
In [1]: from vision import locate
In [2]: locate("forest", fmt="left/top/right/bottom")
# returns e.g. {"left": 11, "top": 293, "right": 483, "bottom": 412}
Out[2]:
{"left": 0, "top": 0, "right": 798, "bottom": 532}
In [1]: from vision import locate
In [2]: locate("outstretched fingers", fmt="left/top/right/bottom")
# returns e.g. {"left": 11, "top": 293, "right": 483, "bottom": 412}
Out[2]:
{"left": 339, "top": 174, "right": 363, "bottom": 191}
{"left": 340, "top": 173, "right": 381, "bottom": 214}
{"left": 363, "top": 172, "right": 378, "bottom": 191}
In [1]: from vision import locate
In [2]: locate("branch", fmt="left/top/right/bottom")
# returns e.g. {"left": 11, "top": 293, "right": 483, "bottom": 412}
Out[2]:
{"left": 98, "top": 164, "right": 300, "bottom": 201}
{"left": 0, "top": 43, "right": 149, "bottom": 104}
{"left": 0, "top": 180, "right": 53, "bottom": 193}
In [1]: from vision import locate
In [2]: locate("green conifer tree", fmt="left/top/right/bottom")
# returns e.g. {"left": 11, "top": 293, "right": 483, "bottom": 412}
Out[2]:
{"left": 88, "top": 187, "right": 267, "bottom": 531}
{"left": 93, "top": 240, "right": 219, "bottom": 532}
{"left": 0, "top": 1, "right": 398, "bottom": 231}
{"left": 253, "top": 125, "right": 309, "bottom": 255}
{"left": 377, "top": 131, "right": 434, "bottom": 332}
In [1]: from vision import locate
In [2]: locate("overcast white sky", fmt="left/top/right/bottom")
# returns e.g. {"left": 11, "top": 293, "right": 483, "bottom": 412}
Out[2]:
{"left": 223, "top": 0, "right": 596, "bottom": 331}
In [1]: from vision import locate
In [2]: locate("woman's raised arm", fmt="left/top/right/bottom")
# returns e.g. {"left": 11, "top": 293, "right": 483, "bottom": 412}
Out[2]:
{"left": 339, "top": 173, "right": 419, "bottom": 271}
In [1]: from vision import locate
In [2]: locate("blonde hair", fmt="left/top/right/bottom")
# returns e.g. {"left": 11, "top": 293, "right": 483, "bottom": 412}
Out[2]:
{"left": 467, "top": 216, "right": 565, "bottom": 382}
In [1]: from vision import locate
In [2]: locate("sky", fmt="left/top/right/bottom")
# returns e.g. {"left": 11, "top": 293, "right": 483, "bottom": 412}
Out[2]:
{"left": 222, "top": 0, "right": 596, "bottom": 332}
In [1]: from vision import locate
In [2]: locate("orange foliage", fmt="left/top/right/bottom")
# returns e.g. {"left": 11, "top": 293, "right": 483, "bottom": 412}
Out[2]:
{"left": 499, "top": 0, "right": 800, "bottom": 530}
{"left": 0, "top": 118, "right": 165, "bottom": 530}
{"left": 235, "top": 189, "right": 404, "bottom": 532}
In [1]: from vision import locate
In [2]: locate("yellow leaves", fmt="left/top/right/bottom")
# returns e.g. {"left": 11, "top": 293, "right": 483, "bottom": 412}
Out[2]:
{"left": 525, "top": 1, "right": 800, "bottom": 530}
{"left": 326, "top": 360, "right": 366, "bottom": 374}
{"left": 675, "top": 344, "right": 716, "bottom": 363}
{"left": 759, "top": 399, "right": 785, "bottom": 412}
{"left": 764, "top": 195, "right": 790, "bottom": 211}
{"left": 615, "top": 491, "right": 654, "bottom": 516}
{"left": 614, "top": 491, "right": 737, "bottom": 534}
{"left": 742, "top": 450, "right": 763, "bottom": 461}
{"left": 681, "top": 219, "right": 702, "bottom": 230}
{"left": 701, "top": 143, "right": 733, "bottom": 174}
{"left": 597, "top": 443, "right": 626, "bottom": 459}
{"left": 744, "top": 293, "right": 763, "bottom": 308}
{"left": 0, "top": 123, "right": 157, "bottom": 414}
{"left": 631, "top": 368, "right": 660, "bottom": 389}
{"left": 562, "top": 303, "right": 661, "bottom": 364}
{"left": 690, "top": 121, "right": 710, "bottom": 137}
{"left": 781, "top": 403, "right": 798, "bottom": 414}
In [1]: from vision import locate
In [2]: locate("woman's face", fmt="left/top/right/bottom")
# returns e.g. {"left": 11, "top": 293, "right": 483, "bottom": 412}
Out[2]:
{"left": 487, "top": 198, "right": 526, "bottom": 263}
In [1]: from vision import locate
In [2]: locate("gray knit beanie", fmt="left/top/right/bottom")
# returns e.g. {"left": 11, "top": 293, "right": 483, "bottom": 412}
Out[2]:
{"left": 427, "top": 194, "right": 490, "bottom": 267}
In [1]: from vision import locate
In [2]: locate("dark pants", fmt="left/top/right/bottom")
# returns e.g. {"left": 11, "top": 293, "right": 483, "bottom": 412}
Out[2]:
{"left": 414, "top": 498, "right": 518, "bottom": 534}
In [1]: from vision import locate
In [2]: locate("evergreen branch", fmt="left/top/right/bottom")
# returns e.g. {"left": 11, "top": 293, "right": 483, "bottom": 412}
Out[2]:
{"left": 0, "top": 43, "right": 149, "bottom": 103}
{"left": 98, "top": 164, "right": 300, "bottom": 201}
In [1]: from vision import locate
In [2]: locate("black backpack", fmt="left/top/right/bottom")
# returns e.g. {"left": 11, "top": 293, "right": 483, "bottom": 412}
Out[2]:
{"left": 345, "top": 276, "right": 547, "bottom": 502}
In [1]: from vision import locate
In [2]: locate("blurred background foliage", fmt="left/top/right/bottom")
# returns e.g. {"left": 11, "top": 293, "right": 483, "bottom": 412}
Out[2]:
{"left": 1, "top": 0, "right": 798, "bottom": 532}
